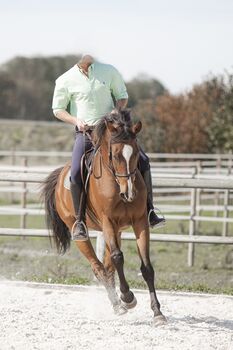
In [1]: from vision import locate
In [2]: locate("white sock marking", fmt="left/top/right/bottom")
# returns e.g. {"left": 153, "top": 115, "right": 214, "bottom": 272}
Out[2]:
{"left": 122, "top": 144, "right": 133, "bottom": 199}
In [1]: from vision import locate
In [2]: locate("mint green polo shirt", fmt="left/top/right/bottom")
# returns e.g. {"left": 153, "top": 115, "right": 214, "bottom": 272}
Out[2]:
{"left": 52, "top": 62, "right": 128, "bottom": 125}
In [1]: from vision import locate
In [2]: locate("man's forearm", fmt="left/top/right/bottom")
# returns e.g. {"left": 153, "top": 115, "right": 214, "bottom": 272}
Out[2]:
{"left": 54, "top": 110, "right": 77, "bottom": 126}
{"left": 116, "top": 98, "right": 128, "bottom": 110}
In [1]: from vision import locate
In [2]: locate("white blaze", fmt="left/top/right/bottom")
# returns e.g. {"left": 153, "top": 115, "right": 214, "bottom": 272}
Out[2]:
{"left": 122, "top": 144, "right": 133, "bottom": 199}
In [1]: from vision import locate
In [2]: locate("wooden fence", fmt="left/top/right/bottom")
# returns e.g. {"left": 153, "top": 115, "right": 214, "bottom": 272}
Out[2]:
{"left": 0, "top": 170, "right": 233, "bottom": 266}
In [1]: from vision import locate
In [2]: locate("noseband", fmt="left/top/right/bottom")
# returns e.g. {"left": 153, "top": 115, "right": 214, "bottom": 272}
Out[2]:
{"left": 113, "top": 169, "right": 137, "bottom": 180}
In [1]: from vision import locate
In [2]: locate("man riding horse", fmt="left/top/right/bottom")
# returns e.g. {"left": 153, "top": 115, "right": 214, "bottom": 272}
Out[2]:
{"left": 52, "top": 54, "right": 165, "bottom": 241}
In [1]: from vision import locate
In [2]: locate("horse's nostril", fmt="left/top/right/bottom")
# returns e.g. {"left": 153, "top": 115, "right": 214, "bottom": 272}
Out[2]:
{"left": 120, "top": 192, "right": 128, "bottom": 201}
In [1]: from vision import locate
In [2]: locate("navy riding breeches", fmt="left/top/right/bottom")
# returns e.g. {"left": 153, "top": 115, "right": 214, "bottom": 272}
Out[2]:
{"left": 70, "top": 128, "right": 150, "bottom": 185}
{"left": 138, "top": 148, "right": 150, "bottom": 174}
{"left": 70, "top": 129, "right": 93, "bottom": 185}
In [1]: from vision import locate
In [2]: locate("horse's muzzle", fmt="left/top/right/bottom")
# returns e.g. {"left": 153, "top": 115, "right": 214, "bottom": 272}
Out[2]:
{"left": 120, "top": 191, "right": 135, "bottom": 203}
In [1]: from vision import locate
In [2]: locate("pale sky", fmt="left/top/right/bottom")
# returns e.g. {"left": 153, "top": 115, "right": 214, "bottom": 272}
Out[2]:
{"left": 1, "top": 0, "right": 233, "bottom": 93}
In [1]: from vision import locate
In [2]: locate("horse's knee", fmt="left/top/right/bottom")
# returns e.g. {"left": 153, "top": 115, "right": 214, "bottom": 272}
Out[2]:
{"left": 92, "top": 262, "right": 107, "bottom": 283}
{"left": 141, "top": 262, "right": 154, "bottom": 282}
{"left": 111, "top": 250, "right": 124, "bottom": 267}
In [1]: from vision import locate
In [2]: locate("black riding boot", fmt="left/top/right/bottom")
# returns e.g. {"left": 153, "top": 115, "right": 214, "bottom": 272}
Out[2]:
{"left": 70, "top": 182, "right": 88, "bottom": 241}
{"left": 142, "top": 169, "right": 166, "bottom": 228}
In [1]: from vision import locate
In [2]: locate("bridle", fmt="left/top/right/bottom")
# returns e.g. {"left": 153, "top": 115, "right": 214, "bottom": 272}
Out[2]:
{"left": 98, "top": 141, "right": 138, "bottom": 185}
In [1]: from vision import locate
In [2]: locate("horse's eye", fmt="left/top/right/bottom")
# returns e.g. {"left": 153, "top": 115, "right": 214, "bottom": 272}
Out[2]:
{"left": 113, "top": 154, "right": 119, "bottom": 161}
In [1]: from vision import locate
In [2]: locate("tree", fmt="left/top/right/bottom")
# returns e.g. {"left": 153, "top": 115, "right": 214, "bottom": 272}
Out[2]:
{"left": 132, "top": 99, "right": 164, "bottom": 152}
{"left": 206, "top": 73, "right": 233, "bottom": 152}
{"left": 0, "top": 72, "right": 20, "bottom": 118}
{"left": 0, "top": 55, "right": 81, "bottom": 120}
{"left": 126, "top": 74, "right": 166, "bottom": 107}
{"left": 155, "top": 74, "right": 232, "bottom": 153}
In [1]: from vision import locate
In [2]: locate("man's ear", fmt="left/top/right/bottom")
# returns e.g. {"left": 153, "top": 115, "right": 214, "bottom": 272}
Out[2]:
{"left": 132, "top": 121, "right": 142, "bottom": 134}
{"left": 105, "top": 120, "right": 118, "bottom": 133}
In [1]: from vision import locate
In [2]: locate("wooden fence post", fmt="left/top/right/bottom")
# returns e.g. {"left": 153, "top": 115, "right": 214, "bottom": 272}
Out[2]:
{"left": 222, "top": 151, "right": 232, "bottom": 236}
{"left": 214, "top": 155, "right": 221, "bottom": 217}
{"left": 10, "top": 149, "right": 16, "bottom": 204}
{"left": 188, "top": 168, "right": 197, "bottom": 267}
{"left": 20, "top": 157, "right": 28, "bottom": 231}
{"left": 196, "top": 161, "right": 202, "bottom": 232}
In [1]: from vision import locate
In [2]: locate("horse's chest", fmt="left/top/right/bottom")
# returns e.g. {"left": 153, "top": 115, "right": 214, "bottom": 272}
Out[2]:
{"left": 108, "top": 201, "right": 140, "bottom": 225}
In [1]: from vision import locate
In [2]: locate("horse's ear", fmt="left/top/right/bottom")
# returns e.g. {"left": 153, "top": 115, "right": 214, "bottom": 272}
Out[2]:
{"left": 105, "top": 120, "right": 117, "bottom": 133}
{"left": 132, "top": 121, "right": 142, "bottom": 134}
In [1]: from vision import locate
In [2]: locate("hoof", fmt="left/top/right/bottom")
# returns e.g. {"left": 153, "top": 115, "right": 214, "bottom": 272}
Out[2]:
{"left": 121, "top": 295, "right": 137, "bottom": 309}
{"left": 153, "top": 314, "right": 167, "bottom": 326}
{"left": 113, "top": 303, "right": 128, "bottom": 316}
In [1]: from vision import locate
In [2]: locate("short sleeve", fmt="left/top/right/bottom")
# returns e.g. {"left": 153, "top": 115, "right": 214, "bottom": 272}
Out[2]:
{"left": 52, "top": 79, "right": 70, "bottom": 113}
{"left": 110, "top": 67, "right": 128, "bottom": 100}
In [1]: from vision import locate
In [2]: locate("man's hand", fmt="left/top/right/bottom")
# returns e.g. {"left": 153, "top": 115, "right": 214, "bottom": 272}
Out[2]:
{"left": 76, "top": 118, "right": 87, "bottom": 131}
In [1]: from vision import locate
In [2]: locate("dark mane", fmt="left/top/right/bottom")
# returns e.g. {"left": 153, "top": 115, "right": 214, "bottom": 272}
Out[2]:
{"left": 93, "top": 109, "right": 135, "bottom": 145}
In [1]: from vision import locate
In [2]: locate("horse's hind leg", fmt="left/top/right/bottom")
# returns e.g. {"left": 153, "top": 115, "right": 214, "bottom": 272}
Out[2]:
{"left": 74, "top": 240, "right": 126, "bottom": 315}
{"left": 96, "top": 232, "right": 106, "bottom": 263}
{"left": 133, "top": 218, "right": 167, "bottom": 325}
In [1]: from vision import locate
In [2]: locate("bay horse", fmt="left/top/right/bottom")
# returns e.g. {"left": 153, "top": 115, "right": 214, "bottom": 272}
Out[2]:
{"left": 42, "top": 110, "right": 166, "bottom": 325}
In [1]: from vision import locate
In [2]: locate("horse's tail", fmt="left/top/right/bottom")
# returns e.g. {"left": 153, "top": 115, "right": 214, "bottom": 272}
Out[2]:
{"left": 41, "top": 167, "right": 70, "bottom": 254}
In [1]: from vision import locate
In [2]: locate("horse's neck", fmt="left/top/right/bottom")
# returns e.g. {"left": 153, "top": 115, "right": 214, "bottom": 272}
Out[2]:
{"left": 91, "top": 143, "right": 110, "bottom": 180}
{"left": 99, "top": 138, "right": 111, "bottom": 164}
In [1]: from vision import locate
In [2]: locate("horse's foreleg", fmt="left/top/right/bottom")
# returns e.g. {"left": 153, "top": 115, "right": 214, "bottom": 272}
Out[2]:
{"left": 104, "top": 245, "right": 116, "bottom": 289}
{"left": 74, "top": 239, "right": 125, "bottom": 314}
{"left": 103, "top": 219, "right": 137, "bottom": 309}
{"left": 133, "top": 218, "right": 167, "bottom": 325}
{"left": 103, "top": 245, "right": 127, "bottom": 313}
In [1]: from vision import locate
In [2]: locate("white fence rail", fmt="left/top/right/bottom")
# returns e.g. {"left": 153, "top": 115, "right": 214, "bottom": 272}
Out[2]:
{"left": 0, "top": 228, "right": 233, "bottom": 244}
{"left": 0, "top": 150, "right": 233, "bottom": 160}
{"left": 0, "top": 171, "right": 233, "bottom": 189}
